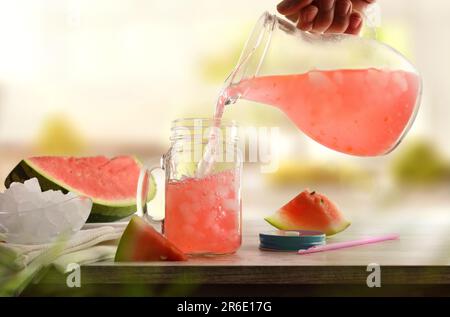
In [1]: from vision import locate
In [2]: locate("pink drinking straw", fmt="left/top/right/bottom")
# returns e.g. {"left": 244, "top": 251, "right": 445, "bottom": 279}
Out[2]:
{"left": 298, "top": 234, "right": 400, "bottom": 255}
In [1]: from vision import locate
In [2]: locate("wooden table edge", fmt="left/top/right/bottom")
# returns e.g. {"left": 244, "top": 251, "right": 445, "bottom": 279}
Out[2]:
{"left": 40, "top": 264, "right": 450, "bottom": 285}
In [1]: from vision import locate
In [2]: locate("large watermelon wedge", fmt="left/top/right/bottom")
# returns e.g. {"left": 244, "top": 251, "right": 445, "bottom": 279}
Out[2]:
{"left": 4, "top": 156, "right": 156, "bottom": 222}
{"left": 265, "top": 189, "right": 350, "bottom": 236}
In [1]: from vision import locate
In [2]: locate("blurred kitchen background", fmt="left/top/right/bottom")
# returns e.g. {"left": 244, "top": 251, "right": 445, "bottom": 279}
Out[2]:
{"left": 0, "top": 0, "right": 449, "bottom": 237}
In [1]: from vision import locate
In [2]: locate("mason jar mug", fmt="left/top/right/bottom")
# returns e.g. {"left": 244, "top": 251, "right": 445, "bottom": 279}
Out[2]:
{"left": 137, "top": 118, "right": 242, "bottom": 255}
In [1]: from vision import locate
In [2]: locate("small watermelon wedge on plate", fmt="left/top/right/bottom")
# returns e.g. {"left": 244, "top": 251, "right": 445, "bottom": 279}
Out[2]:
{"left": 115, "top": 215, "right": 187, "bottom": 262}
{"left": 265, "top": 189, "right": 350, "bottom": 236}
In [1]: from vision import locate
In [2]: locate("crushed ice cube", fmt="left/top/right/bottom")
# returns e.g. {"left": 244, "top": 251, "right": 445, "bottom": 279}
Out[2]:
{"left": 308, "top": 71, "right": 334, "bottom": 90}
{"left": 41, "top": 190, "right": 56, "bottom": 203}
{"left": 7, "top": 182, "right": 31, "bottom": 204}
{"left": 52, "top": 190, "right": 68, "bottom": 204}
{"left": 24, "top": 178, "right": 41, "bottom": 193}
{"left": 392, "top": 72, "right": 408, "bottom": 93}
{"left": 332, "top": 71, "right": 344, "bottom": 85}
{"left": 216, "top": 185, "right": 230, "bottom": 198}
{"left": 223, "top": 199, "right": 238, "bottom": 212}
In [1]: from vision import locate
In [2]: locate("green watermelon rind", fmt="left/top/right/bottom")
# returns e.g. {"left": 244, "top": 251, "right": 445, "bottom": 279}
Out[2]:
{"left": 4, "top": 157, "right": 156, "bottom": 223}
{"left": 264, "top": 213, "right": 351, "bottom": 237}
{"left": 114, "top": 215, "right": 142, "bottom": 261}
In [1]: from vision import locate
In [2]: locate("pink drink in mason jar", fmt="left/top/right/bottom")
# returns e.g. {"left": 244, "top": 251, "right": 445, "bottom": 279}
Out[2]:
{"left": 165, "top": 170, "right": 241, "bottom": 255}
{"left": 134, "top": 118, "right": 242, "bottom": 255}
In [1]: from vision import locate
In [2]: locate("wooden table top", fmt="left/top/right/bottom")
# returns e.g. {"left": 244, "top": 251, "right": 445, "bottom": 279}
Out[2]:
{"left": 42, "top": 217, "right": 450, "bottom": 286}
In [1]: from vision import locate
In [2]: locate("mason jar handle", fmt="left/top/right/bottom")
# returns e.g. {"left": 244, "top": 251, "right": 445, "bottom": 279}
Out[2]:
{"left": 136, "top": 157, "right": 165, "bottom": 224}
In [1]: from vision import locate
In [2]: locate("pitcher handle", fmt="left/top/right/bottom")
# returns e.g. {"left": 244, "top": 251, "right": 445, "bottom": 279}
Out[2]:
{"left": 137, "top": 157, "right": 164, "bottom": 224}
{"left": 361, "top": 2, "right": 381, "bottom": 39}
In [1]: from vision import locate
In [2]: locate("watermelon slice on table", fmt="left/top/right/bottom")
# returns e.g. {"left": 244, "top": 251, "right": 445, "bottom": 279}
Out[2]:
{"left": 115, "top": 215, "right": 187, "bottom": 262}
{"left": 4, "top": 156, "right": 156, "bottom": 222}
{"left": 265, "top": 189, "right": 350, "bottom": 236}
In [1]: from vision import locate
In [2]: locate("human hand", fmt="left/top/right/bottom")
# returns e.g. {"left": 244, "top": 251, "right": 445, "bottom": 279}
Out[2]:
{"left": 277, "top": 0, "right": 377, "bottom": 35}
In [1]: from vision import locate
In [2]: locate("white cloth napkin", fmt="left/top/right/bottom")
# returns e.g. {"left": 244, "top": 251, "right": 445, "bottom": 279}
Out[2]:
{"left": 0, "top": 222, "right": 127, "bottom": 271}
{"left": 52, "top": 245, "right": 117, "bottom": 273}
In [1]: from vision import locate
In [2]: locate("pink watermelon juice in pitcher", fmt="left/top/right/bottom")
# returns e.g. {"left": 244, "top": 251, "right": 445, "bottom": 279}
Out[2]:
{"left": 212, "top": 12, "right": 422, "bottom": 158}
{"left": 226, "top": 68, "right": 420, "bottom": 156}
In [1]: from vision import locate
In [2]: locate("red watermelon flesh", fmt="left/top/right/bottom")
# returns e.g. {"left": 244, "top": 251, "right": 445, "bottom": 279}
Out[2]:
{"left": 4, "top": 156, "right": 156, "bottom": 222}
{"left": 115, "top": 215, "right": 187, "bottom": 262}
{"left": 265, "top": 189, "right": 350, "bottom": 236}
{"left": 27, "top": 156, "right": 140, "bottom": 203}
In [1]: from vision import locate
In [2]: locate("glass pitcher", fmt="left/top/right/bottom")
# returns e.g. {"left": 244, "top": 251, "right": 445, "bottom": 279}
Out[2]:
{"left": 137, "top": 118, "right": 242, "bottom": 255}
{"left": 222, "top": 12, "right": 422, "bottom": 156}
